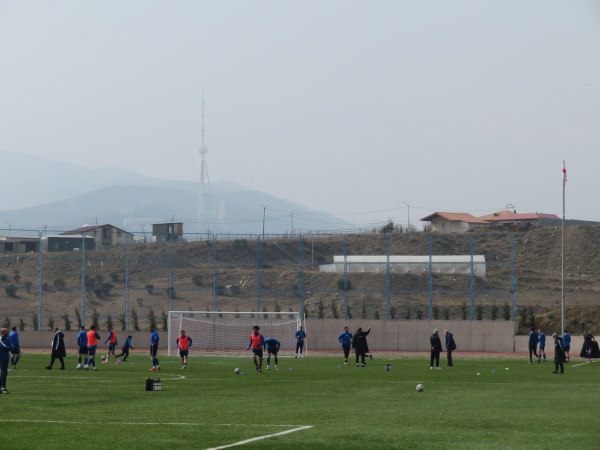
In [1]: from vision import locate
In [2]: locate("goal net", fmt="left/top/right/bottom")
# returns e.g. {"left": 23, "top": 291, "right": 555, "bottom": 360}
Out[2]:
{"left": 167, "top": 311, "right": 304, "bottom": 356}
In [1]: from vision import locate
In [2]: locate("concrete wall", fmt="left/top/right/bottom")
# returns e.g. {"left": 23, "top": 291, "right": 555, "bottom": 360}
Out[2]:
{"left": 306, "top": 319, "right": 518, "bottom": 352}
{"left": 15, "top": 323, "right": 584, "bottom": 355}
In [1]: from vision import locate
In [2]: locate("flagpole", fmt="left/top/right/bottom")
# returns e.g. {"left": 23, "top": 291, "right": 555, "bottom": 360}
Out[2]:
{"left": 561, "top": 161, "right": 566, "bottom": 335}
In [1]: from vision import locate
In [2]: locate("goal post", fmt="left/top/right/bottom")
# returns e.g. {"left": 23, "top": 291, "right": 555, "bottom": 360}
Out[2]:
{"left": 167, "top": 311, "right": 304, "bottom": 356}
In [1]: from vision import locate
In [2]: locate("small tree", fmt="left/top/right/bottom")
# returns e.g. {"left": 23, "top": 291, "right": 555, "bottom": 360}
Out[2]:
{"left": 374, "top": 308, "right": 380, "bottom": 320}
{"left": 347, "top": 305, "right": 353, "bottom": 319}
{"left": 75, "top": 309, "right": 82, "bottom": 328}
{"left": 503, "top": 301, "right": 511, "bottom": 321}
{"left": 361, "top": 299, "right": 367, "bottom": 320}
{"left": 110, "top": 272, "right": 120, "bottom": 283}
{"left": 416, "top": 307, "right": 423, "bottom": 320}
{"left": 147, "top": 307, "right": 157, "bottom": 329}
{"left": 131, "top": 307, "right": 140, "bottom": 331}
{"left": 491, "top": 302, "right": 498, "bottom": 321}
{"left": 476, "top": 304, "right": 484, "bottom": 321}
{"left": 262, "top": 306, "right": 268, "bottom": 319}
{"left": 161, "top": 310, "right": 169, "bottom": 331}
{"left": 460, "top": 301, "right": 468, "bottom": 320}
{"left": 405, "top": 308, "right": 412, "bottom": 320}
{"left": 47, "top": 317, "right": 55, "bottom": 330}
{"left": 274, "top": 301, "right": 282, "bottom": 313}
{"left": 330, "top": 300, "right": 339, "bottom": 319}
{"left": 166, "top": 287, "right": 176, "bottom": 299}
{"left": 5, "top": 285, "right": 17, "bottom": 298}
{"left": 317, "top": 300, "right": 325, "bottom": 319}
{"left": 25, "top": 281, "right": 32, "bottom": 293}
{"left": 145, "top": 284, "right": 154, "bottom": 295}
{"left": 432, "top": 305, "right": 440, "bottom": 320}
{"left": 2, "top": 316, "right": 10, "bottom": 328}
{"left": 303, "top": 303, "right": 309, "bottom": 319}
{"left": 118, "top": 313, "right": 126, "bottom": 330}
{"left": 18, "top": 318, "right": 25, "bottom": 331}
{"left": 192, "top": 275, "right": 203, "bottom": 287}
{"left": 63, "top": 314, "right": 72, "bottom": 331}
{"left": 389, "top": 305, "right": 396, "bottom": 320}
{"left": 32, "top": 312, "right": 39, "bottom": 331}
{"left": 104, "top": 315, "right": 114, "bottom": 328}
{"left": 91, "top": 308, "right": 100, "bottom": 329}
{"left": 443, "top": 308, "right": 450, "bottom": 320}
{"left": 526, "top": 307, "right": 536, "bottom": 329}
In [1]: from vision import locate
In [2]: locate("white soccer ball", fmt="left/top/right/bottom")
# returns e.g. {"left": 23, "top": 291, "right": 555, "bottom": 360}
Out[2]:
{"left": 416, "top": 383, "right": 424, "bottom": 392}
{"left": 234, "top": 368, "right": 241, "bottom": 374}
{"left": 101, "top": 356, "right": 106, "bottom": 361}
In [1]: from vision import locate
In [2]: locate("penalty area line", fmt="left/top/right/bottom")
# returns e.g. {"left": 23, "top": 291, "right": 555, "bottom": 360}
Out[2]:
{"left": 206, "top": 425, "right": 314, "bottom": 450}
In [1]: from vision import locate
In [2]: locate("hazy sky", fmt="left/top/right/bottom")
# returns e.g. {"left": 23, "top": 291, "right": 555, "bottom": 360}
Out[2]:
{"left": 1, "top": 1, "right": 599, "bottom": 228}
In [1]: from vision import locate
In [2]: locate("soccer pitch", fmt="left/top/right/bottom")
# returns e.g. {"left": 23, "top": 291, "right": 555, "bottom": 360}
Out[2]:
{"left": 2, "top": 354, "right": 598, "bottom": 449}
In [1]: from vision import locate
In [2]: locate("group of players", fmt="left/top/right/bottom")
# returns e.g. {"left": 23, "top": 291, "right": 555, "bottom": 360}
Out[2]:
{"left": 247, "top": 325, "right": 307, "bottom": 373}
{"left": 74, "top": 324, "right": 184, "bottom": 372}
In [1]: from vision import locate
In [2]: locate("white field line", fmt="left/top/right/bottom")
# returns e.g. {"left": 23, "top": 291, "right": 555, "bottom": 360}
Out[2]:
{"left": 206, "top": 425, "right": 314, "bottom": 450}
{"left": 10, "top": 374, "right": 186, "bottom": 381}
{"left": 570, "top": 361, "right": 593, "bottom": 368}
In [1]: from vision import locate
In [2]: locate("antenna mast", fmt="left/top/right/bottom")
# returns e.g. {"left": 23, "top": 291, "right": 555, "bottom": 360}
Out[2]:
{"left": 198, "top": 92, "right": 210, "bottom": 232}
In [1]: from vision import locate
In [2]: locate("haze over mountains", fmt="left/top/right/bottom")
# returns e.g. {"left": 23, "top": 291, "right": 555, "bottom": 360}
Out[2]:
{"left": 0, "top": 152, "right": 353, "bottom": 236}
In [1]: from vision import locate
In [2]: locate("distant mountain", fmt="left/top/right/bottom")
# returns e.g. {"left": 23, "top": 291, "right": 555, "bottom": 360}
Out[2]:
{"left": 0, "top": 152, "right": 351, "bottom": 235}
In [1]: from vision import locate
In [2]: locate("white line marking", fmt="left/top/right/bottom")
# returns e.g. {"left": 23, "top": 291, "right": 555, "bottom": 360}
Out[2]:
{"left": 206, "top": 426, "right": 313, "bottom": 450}
{"left": 571, "top": 361, "right": 593, "bottom": 368}
{"left": 0, "top": 419, "right": 196, "bottom": 425}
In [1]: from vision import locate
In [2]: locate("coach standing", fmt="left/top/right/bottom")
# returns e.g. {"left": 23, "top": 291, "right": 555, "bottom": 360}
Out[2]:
{"left": 430, "top": 329, "right": 442, "bottom": 370}
{"left": 444, "top": 330, "right": 457, "bottom": 367}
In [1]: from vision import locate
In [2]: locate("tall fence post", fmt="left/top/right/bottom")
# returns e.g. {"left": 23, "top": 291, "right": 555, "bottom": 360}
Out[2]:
{"left": 469, "top": 234, "right": 476, "bottom": 320}
{"left": 212, "top": 234, "right": 217, "bottom": 311}
{"left": 124, "top": 236, "right": 130, "bottom": 329}
{"left": 255, "top": 235, "right": 261, "bottom": 313}
{"left": 299, "top": 235, "right": 306, "bottom": 320}
{"left": 81, "top": 232, "right": 86, "bottom": 327}
{"left": 385, "top": 232, "right": 391, "bottom": 319}
{"left": 37, "top": 230, "right": 43, "bottom": 331}
{"left": 428, "top": 234, "right": 433, "bottom": 319}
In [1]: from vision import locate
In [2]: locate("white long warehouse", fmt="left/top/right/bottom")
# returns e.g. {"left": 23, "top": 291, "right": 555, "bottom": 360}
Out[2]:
{"left": 319, "top": 255, "right": 486, "bottom": 277}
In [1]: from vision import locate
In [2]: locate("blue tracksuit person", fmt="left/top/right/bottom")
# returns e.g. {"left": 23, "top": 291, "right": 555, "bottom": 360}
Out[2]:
{"left": 528, "top": 328, "right": 538, "bottom": 363}
{"left": 338, "top": 327, "right": 353, "bottom": 365}
{"left": 264, "top": 337, "right": 280, "bottom": 370}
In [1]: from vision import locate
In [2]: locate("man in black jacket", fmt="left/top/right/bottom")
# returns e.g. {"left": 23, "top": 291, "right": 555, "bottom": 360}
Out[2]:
{"left": 46, "top": 328, "right": 66, "bottom": 370}
{"left": 430, "top": 329, "right": 442, "bottom": 370}
{"left": 444, "top": 330, "right": 457, "bottom": 367}
{"left": 552, "top": 332, "right": 565, "bottom": 374}
{"left": 352, "top": 327, "right": 371, "bottom": 367}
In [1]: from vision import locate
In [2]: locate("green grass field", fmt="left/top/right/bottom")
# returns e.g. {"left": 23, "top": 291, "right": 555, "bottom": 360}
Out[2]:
{"left": 2, "top": 353, "right": 598, "bottom": 449}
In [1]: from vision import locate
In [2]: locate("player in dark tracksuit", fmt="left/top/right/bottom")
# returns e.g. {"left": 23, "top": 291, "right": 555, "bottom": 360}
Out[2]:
{"left": 552, "top": 333, "right": 565, "bottom": 374}
{"left": 264, "top": 337, "right": 280, "bottom": 370}
{"left": 528, "top": 328, "right": 539, "bottom": 363}
{"left": 117, "top": 335, "right": 134, "bottom": 362}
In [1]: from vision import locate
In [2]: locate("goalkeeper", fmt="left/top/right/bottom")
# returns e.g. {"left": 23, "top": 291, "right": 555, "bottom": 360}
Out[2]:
{"left": 264, "top": 337, "right": 280, "bottom": 370}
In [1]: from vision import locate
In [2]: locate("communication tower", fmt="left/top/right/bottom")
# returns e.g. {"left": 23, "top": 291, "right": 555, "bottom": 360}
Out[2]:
{"left": 198, "top": 93, "right": 210, "bottom": 232}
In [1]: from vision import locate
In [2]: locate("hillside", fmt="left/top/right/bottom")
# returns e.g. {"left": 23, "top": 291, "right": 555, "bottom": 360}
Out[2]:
{"left": 1, "top": 225, "right": 599, "bottom": 335}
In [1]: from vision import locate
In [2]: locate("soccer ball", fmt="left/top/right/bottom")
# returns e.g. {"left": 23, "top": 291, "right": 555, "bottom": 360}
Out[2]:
{"left": 101, "top": 356, "right": 106, "bottom": 361}
{"left": 416, "top": 384, "right": 424, "bottom": 392}
{"left": 234, "top": 368, "right": 241, "bottom": 374}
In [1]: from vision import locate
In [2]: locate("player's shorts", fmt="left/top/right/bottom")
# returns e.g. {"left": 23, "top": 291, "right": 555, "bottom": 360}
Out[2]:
{"left": 108, "top": 343, "right": 116, "bottom": 352}
{"left": 179, "top": 350, "right": 189, "bottom": 357}
{"left": 150, "top": 344, "right": 159, "bottom": 357}
{"left": 266, "top": 349, "right": 278, "bottom": 355}
{"left": 87, "top": 346, "right": 97, "bottom": 356}
{"left": 10, "top": 348, "right": 21, "bottom": 355}
{"left": 78, "top": 346, "right": 89, "bottom": 355}
{"left": 539, "top": 345, "right": 545, "bottom": 351}
{"left": 564, "top": 346, "right": 570, "bottom": 351}
{"left": 252, "top": 348, "right": 263, "bottom": 358}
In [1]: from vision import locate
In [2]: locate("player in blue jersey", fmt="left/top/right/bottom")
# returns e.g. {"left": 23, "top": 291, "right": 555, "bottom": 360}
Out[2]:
{"left": 295, "top": 326, "right": 307, "bottom": 358}
{"left": 8, "top": 327, "right": 20, "bottom": 369}
{"left": 338, "top": 326, "right": 353, "bottom": 365}
{"left": 76, "top": 325, "right": 88, "bottom": 369}
{"left": 537, "top": 329, "right": 547, "bottom": 363}
{"left": 528, "top": 328, "right": 538, "bottom": 364}
{"left": 0, "top": 328, "right": 13, "bottom": 394}
{"left": 562, "top": 329, "right": 571, "bottom": 362}
{"left": 117, "top": 335, "right": 134, "bottom": 362}
{"left": 264, "top": 337, "right": 280, "bottom": 370}
{"left": 149, "top": 326, "right": 161, "bottom": 371}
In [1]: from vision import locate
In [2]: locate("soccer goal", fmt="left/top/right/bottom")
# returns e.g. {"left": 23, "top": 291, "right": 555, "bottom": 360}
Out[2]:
{"left": 167, "top": 311, "right": 304, "bottom": 356}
